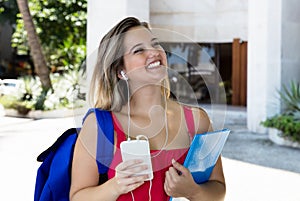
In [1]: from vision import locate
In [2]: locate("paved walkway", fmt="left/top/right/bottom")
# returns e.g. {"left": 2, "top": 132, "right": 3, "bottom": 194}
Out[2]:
{"left": 220, "top": 106, "right": 300, "bottom": 201}
{"left": 0, "top": 106, "right": 300, "bottom": 201}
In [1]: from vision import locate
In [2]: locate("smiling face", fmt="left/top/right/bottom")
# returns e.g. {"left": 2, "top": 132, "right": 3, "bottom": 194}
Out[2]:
{"left": 122, "top": 26, "right": 168, "bottom": 85}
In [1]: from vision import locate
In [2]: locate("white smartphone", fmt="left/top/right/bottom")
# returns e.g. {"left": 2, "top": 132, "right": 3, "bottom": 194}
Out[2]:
{"left": 120, "top": 139, "right": 153, "bottom": 181}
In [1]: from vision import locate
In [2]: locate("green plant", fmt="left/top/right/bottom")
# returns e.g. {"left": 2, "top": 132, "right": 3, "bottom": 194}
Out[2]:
{"left": 0, "top": 71, "right": 86, "bottom": 114}
{"left": 0, "top": 95, "right": 18, "bottom": 108}
{"left": 11, "top": 0, "right": 87, "bottom": 71}
{"left": 261, "top": 114, "right": 300, "bottom": 142}
{"left": 0, "top": 94, "right": 33, "bottom": 115}
{"left": 279, "top": 81, "right": 300, "bottom": 115}
{"left": 42, "top": 71, "right": 86, "bottom": 110}
{"left": 261, "top": 81, "right": 300, "bottom": 143}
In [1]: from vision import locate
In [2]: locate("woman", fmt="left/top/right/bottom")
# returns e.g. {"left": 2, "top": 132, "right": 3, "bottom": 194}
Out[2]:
{"left": 70, "top": 17, "right": 226, "bottom": 201}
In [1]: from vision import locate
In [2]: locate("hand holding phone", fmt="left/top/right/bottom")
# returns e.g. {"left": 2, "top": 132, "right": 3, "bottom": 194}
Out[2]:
{"left": 120, "top": 138, "right": 153, "bottom": 181}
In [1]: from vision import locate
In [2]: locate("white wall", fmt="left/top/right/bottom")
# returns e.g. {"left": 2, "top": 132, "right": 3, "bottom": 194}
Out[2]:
{"left": 86, "top": 0, "right": 149, "bottom": 99}
{"left": 248, "top": 0, "right": 300, "bottom": 133}
{"left": 150, "top": 0, "right": 248, "bottom": 43}
{"left": 281, "top": 0, "right": 300, "bottom": 87}
{"left": 87, "top": 0, "right": 149, "bottom": 58}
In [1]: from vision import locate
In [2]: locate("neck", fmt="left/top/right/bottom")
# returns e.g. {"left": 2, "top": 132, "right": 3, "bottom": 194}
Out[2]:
{"left": 121, "top": 82, "right": 169, "bottom": 145}
{"left": 129, "top": 84, "right": 165, "bottom": 115}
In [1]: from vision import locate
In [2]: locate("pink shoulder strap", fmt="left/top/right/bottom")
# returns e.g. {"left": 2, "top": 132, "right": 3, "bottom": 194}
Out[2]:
{"left": 183, "top": 106, "right": 195, "bottom": 137}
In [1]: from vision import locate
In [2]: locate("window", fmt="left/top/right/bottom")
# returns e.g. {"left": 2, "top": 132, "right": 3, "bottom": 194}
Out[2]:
{"left": 162, "top": 42, "right": 232, "bottom": 104}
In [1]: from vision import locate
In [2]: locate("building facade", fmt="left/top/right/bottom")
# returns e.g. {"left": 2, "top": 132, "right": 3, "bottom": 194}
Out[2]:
{"left": 87, "top": 0, "right": 300, "bottom": 133}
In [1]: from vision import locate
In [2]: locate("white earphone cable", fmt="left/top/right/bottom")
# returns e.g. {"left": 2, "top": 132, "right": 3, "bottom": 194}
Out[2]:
{"left": 125, "top": 79, "right": 131, "bottom": 141}
{"left": 125, "top": 78, "right": 167, "bottom": 201}
{"left": 149, "top": 179, "right": 152, "bottom": 201}
{"left": 151, "top": 80, "right": 168, "bottom": 158}
{"left": 130, "top": 180, "right": 152, "bottom": 201}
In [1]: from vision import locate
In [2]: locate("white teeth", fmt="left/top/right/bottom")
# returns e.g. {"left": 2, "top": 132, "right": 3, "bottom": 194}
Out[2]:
{"left": 147, "top": 61, "right": 160, "bottom": 69}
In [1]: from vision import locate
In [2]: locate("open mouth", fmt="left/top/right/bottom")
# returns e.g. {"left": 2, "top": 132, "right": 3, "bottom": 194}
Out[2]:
{"left": 146, "top": 61, "right": 161, "bottom": 69}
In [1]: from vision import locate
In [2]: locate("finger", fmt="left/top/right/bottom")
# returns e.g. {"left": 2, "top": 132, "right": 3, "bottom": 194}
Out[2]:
{"left": 125, "top": 164, "right": 148, "bottom": 173}
{"left": 171, "top": 159, "right": 188, "bottom": 175}
{"left": 116, "top": 178, "right": 145, "bottom": 194}
{"left": 164, "top": 171, "right": 176, "bottom": 196}
{"left": 117, "top": 159, "right": 144, "bottom": 172}
{"left": 164, "top": 180, "right": 171, "bottom": 196}
{"left": 168, "top": 166, "right": 180, "bottom": 177}
{"left": 117, "top": 174, "right": 148, "bottom": 186}
{"left": 117, "top": 165, "right": 149, "bottom": 178}
{"left": 117, "top": 165, "right": 148, "bottom": 176}
{"left": 165, "top": 170, "right": 171, "bottom": 183}
{"left": 117, "top": 159, "right": 144, "bottom": 170}
{"left": 165, "top": 170, "right": 176, "bottom": 187}
{"left": 164, "top": 172, "right": 172, "bottom": 195}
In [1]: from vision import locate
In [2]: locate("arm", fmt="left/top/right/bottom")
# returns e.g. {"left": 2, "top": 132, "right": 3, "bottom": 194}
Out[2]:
{"left": 69, "top": 113, "right": 119, "bottom": 201}
{"left": 69, "top": 114, "right": 148, "bottom": 201}
{"left": 165, "top": 158, "right": 225, "bottom": 201}
{"left": 164, "top": 107, "right": 226, "bottom": 201}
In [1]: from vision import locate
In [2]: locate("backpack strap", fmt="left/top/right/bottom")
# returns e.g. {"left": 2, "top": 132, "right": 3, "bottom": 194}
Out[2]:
{"left": 82, "top": 108, "right": 114, "bottom": 174}
{"left": 37, "top": 128, "right": 80, "bottom": 162}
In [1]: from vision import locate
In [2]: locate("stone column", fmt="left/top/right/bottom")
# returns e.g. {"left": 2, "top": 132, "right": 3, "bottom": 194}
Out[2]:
{"left": 247, "top": 0, "right": 282, "bottom": 133}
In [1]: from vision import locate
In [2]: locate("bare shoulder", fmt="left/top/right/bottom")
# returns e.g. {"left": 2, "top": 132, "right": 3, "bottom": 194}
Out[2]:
{"left": 81, "top": 112, "right": 97, "bottom": 134}
{"left": 77, "top": 112, "right": 98, "bottom": 157}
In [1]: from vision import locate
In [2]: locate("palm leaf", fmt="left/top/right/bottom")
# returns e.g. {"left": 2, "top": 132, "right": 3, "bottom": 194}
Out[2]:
{"left": 278, "top": 81, "right": 300, "bottom": 112}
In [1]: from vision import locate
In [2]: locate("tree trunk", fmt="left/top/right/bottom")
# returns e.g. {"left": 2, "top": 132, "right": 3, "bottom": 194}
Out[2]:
{"left": 16, "top": 0, "right": 52, "bottom": 91}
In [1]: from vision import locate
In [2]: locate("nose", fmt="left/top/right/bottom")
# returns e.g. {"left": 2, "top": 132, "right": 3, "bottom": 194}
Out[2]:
{"left": 147, "top": 47, "right": 160, "bottom": 57}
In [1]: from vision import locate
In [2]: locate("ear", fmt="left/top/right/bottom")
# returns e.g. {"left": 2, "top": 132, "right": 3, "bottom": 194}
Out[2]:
{"left": 118, "top": 70, "right": 128, "bottom": 80}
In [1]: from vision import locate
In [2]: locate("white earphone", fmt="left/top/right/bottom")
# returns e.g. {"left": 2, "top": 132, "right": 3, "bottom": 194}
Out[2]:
{"left": 120, "top": 70, "right": 128, "bottom": 81}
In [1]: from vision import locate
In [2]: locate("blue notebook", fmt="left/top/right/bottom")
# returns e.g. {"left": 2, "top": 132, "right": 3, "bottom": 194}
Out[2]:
{"left": 169, "top": 128, "right": 230, "bottom": 201}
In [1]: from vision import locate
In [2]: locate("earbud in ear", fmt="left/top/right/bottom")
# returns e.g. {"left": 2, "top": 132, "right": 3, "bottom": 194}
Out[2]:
{"left": 120, "top": 70, "right": 128, "bottom": 81}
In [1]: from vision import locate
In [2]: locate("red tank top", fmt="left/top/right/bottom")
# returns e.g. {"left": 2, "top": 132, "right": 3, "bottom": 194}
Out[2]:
{"left": 108, "top": 106, "right": 195, "bottom": 201}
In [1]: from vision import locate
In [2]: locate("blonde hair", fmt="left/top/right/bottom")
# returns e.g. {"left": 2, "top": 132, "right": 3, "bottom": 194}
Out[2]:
{"left": 89, "top": 17, "right": 170, "bottom": 111}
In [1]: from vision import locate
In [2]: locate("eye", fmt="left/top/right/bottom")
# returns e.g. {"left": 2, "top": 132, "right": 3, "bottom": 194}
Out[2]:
{"left": 133, "top": 48, "right": 144, "bottom": 54}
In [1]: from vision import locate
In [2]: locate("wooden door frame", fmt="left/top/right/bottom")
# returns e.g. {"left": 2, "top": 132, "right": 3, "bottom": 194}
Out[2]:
{"left": 232, "top": 38, "right": 247, "bottom": 106}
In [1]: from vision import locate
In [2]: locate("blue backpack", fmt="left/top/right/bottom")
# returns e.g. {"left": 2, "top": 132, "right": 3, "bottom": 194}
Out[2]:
{"left": 34, "top": 109, "right": 114, "bottom": 201}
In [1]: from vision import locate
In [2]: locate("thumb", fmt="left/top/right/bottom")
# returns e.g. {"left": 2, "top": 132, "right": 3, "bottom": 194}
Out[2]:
{"left": 172, "top": 159, "right": 188, "bottom": 175}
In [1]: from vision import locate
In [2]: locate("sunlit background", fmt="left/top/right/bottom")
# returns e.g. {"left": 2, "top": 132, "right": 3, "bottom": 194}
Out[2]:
{"left": 0, "top": 0, "right": 300, "bottom": 201}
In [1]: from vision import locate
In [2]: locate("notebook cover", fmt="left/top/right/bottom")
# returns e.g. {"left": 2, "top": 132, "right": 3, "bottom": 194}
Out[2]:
{"left": 169, "top": 128, "right": 230, "bottom": 201}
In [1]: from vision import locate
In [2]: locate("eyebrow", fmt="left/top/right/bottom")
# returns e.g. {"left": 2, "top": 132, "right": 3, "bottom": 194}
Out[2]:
{"left": 129, "top": 43, "right": 143, "bottom": 53}
{"left": 128, "top": 38, "right": 159, "bottom": 53}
